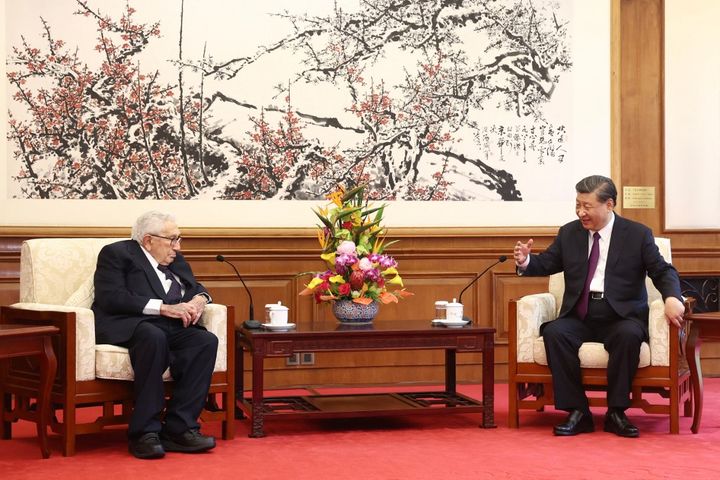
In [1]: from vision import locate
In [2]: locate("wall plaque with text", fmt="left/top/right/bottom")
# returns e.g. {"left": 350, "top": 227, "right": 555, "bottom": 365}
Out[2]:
{"left": 623, "top": 186, "right": 656, "bottom": 209}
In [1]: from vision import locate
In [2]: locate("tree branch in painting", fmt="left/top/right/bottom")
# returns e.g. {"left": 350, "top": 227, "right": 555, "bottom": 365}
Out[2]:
{"left": 6, "top": 0, "right": 571, "bottom": 201}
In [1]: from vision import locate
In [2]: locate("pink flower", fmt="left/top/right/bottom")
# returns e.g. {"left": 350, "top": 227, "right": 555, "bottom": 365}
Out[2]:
{"left": 358, "top": 257, "right": 373, "bottom": 271}
{"left": 337, "top": 240, "right": 356, "bottom": 255}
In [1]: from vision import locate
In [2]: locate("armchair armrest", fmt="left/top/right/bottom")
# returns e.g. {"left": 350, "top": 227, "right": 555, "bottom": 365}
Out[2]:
{"left": 4, "top": 303, "right": 96, "bottom": 381}
{"left": 198, "top": 303, "right": 228, "bottom": 372}
{"left": 648, "top": 297, "right": 695, "bottom": 367}
{"left": 648, "top": 298, "right": 669, "bottom": 367}
{"left": 515, "top": 293, "right": 557, "bottom": 363}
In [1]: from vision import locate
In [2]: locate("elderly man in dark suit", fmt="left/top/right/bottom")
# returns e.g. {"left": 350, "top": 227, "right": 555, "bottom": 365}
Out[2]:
{"left": 92, "top": 211, "right": 217, "bottom": 459}
{"left": 513, "top": 175, "right": 685, "bottom": 437}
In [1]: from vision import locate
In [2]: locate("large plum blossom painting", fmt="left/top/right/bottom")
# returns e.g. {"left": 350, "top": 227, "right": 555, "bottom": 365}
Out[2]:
{"left": 2, "top": 0, "right": 610, "bottom": 226}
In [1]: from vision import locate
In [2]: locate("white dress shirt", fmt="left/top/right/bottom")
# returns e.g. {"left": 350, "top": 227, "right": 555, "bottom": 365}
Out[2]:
{"left": 587, "top": 212, "right": 615, "bottom": 293}
{"left": 139, "top": 246, "right": 185, "bottom": 315}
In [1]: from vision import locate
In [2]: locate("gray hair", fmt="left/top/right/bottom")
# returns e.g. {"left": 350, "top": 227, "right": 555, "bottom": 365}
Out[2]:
{"left": 131, "top": 211, "right": 177, "bottom": 243}
{"left": 575, "top": 175, "right": 617, "bottom": 206}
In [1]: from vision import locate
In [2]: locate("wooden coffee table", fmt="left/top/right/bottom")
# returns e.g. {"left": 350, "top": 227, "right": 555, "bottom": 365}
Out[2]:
{"left": 685, "top": 311, "right": 720, "bottom": 434}
{"left": 236, "top": 319, "right": 495, "bottom": 438}
{"left": 0, "top": 324, "right": 59, "bottom": 458}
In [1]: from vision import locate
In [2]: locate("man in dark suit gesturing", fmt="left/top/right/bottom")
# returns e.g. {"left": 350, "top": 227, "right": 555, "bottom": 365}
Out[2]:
{"left": 513, "top": 175, "right": 685, "bottom": 437}
{"left": 92, "top": 211, "right": 217, "bottom": 458}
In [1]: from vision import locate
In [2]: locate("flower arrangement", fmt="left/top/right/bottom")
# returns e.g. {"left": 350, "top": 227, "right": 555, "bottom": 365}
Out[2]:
{"left": 300, "top": 184, "right": 412, "bottom": 305}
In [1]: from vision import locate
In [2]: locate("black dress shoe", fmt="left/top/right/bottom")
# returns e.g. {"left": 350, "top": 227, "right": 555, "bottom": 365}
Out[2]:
{"left": 128, "top": 432, "right": 165, "bottom": 459}
{"left": 604, "top": 410, "right": 639, "bottom": 438}
{"left": 160, "top": 428, "right": 216, "bottom": 453}
{"left": 553, "top": 410, "right": 594, "bottom": 436}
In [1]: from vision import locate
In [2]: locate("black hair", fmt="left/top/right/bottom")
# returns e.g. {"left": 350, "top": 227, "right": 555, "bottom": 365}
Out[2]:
{"left": 575, "top": 175, "right": 617, "bottom": 206}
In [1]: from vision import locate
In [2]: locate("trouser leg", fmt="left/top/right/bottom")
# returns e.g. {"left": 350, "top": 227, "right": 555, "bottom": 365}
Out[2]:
{"left": 162, "top": 327, "right": 218, "bottom": 435}
{"left": 542, "top": 316, "right": 592, "bottom": 412}
{"left": 603, "top": 319, "right": 645, "bottom": 410}
{"left": 125, "top": 322, "right": 169, "bottom": 438}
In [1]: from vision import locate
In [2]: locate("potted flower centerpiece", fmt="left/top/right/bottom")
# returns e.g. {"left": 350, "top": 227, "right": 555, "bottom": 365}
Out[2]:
{"left": 300, "top": 184, "right": 412, "bottom": 323}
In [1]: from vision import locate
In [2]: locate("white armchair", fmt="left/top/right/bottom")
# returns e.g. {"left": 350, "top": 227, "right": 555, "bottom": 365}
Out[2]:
{"left": 0, "top": 238, "right": 235, "bottom": 456}
{"left": 508, "top": 238, "right": 693, "bottom": 433}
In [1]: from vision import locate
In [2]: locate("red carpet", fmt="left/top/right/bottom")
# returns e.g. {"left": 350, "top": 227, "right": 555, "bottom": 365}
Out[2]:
{"left": 3, "top": 380, "right": 720, "bottom": 479}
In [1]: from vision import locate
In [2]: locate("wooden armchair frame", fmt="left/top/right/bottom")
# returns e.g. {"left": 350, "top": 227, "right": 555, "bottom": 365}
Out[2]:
{"left": 507, "top": 298, "right": 693, "bottom": 433}
{"left": 0, "top": 305, "right": 235, "bottom": 456}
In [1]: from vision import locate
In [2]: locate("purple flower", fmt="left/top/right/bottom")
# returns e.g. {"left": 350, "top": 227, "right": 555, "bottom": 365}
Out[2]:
{"left": 365, "top": 268, "right": 381, "bottom": 282}
{"left": 336, "top": 253, "right": 358, "bottom": 268}
{"left": 379, "top": 255, "right": 397, "bottom": 269}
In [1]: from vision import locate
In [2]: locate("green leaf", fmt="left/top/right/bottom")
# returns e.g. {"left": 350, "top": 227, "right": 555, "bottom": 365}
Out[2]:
{"left": 377, "top": 239, "right": 399, "bottom": 253}
{"left": 361, "top": 204, "right": 386, "bottom": 219}
{"left": 313, "top": 209, "right": 333, "bottom": 230}
{"left": 341, "top": 184, "right": 365, "bottom": 202}
{"left": 373, "top": 205, "right": 385, "bottom": 222}
{"left": 354, "top": 219, "right": 381, "bottom": 235}
{"left": 337, "top": 206, "right": 363, "bottom": 220}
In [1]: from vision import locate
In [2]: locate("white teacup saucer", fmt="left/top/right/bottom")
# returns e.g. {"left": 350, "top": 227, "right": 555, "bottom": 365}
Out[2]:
{"left": 431, "top": 319, "right": 469, "bottom": 328}
{"left": 262, "top": 322, "right": 296, "bottom": 331}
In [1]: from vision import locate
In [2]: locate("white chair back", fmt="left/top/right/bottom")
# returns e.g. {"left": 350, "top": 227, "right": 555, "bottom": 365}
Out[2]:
{"left": 20, "top": 238, "right": 123, "bottom": 305}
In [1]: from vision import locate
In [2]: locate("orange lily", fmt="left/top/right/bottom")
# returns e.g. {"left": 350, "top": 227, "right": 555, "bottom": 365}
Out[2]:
{"left": 379, "top": 291, "right": 399, "bottom": 304}
{"left": 353, "top": 296, "right": 374, "bottom": 305}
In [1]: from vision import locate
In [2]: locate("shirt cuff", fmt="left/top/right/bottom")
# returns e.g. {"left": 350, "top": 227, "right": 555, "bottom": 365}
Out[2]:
{"left": 143, "top": 298, "right": 162, "bottom": 316}
{"left": 516, "top": 256, "right": 530, "bottom": 273}
{"left": 194, "top": 292, "right": 212, "bottom": 304}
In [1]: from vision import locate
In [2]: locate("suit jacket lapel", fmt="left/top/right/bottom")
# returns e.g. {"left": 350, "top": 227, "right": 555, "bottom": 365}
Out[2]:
{"left": 606, "top": 215, "right": 627, "bottom": 272}
{"left": 127, "top": 241, "right": 168, "bottom": 300}
{"left": 573, "top": 221, "right": 589, "bottom": 265}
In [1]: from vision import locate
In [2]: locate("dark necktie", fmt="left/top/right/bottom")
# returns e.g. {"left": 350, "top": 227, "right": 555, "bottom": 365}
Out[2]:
{"left": 157, "top": 265, "right": 183, "bottom": 304}
{"left": 576, "top": 232, "right": 601, "bottom": 319}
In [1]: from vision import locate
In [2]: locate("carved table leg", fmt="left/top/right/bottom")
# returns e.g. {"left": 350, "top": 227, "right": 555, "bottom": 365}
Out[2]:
{"left": 481, "top": 333, "right": 496, "bottom": 428}
{"left": 37, "top": 336, "right": 57, "bottom": 458}
{"left": 235, "top": 333, "right": 246, "bottom": 420}
{"left": 250, "top": 350, "right": 266, "bottom": 438}
{"left": 1, "top": 391, "right": 10, "bottom": 440}
{"left": 445, "top": 349, "right": 456, "bottom": 395}
{"left": 686, "top": 323, "right": 702, "bottom": 434}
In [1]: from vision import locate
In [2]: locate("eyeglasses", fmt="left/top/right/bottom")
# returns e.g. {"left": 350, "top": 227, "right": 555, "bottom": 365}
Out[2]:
{"left": 148, "top": 234, "right": 182, "bottom": 246}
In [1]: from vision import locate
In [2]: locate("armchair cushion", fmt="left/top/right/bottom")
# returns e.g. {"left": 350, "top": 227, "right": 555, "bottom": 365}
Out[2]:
{"left": 95, "top": 344, "right": 173, "bottom": 381}
{"left": 64, "top": 276, "right": 96, "bottom": 309}
{"left": 532, "top": 338, "right": 651, "bottom": 368}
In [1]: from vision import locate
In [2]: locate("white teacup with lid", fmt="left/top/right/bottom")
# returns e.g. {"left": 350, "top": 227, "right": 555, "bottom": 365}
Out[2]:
{"left": 265, "top": 301, "right": 289, "bottom": 325}
{"left": 445, "top": 298, "right": 464, "bottom": 322}
{"left": 434, "top": 300, "right": 448, "bottom": 320}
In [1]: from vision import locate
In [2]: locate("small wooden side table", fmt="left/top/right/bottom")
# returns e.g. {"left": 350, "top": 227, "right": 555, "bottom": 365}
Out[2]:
{"left": 0, "top": 324, "right": 59, "bottom": 458}
{"left": 685, "top": 311, "right": 720, "bottom": 434}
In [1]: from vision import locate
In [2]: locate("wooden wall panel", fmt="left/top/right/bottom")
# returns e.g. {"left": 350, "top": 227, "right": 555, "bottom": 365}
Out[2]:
{"left": 495, "top": 274, "right": 549, "bottom": 345}
{"left": 0, "top": 282, "right": 20, "bottom": 307}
